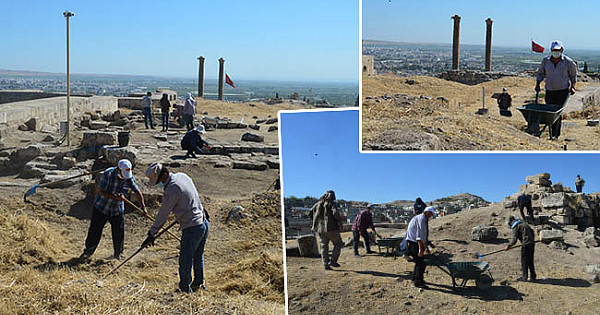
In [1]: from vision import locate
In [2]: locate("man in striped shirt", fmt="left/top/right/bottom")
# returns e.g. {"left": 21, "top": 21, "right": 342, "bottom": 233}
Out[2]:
{"left": 80, "top": 159, "right": 147, "bottom": 260}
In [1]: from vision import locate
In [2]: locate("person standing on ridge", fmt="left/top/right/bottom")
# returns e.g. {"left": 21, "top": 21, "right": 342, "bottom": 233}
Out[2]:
{"left": 182, "top": 93, "right": 196, "bottom": 131}
{"left": 535, "top": 40, "right": 577, "bottom": 139}
{"left": 576, "top": 175, "right": 585, "bottom": 193}
{"left": 160, "top": 93, "right": 171, "bottom": 131}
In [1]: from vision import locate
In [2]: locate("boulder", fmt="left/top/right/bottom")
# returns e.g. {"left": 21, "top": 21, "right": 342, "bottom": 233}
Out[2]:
{"left": 548, "top": 240, "right": 567, "bottom": 250}
{"left": 24, "top": 118, "right": 37, "bottom": 131}
{"left": 256, "top": 119, "right": 267, "bottom": 124}
{"left": 265, "top": 118, "right": 278, "bottom": 124}
{"left": 471, "top": 225, "right": 498, "bottom": 241}
{"left": 43, "top": 135, "right": 56, "bottom": 142}
{"left": 60, "top": 156, "right": 77, "bottom": 170}
{"left": 153, "top": 134, "right": 168, "bottom": 141}
{"left": 225, "top": 206, "right": 247, "bottom": 223}
{"left": 539, "top": 229, "right": 564, "bottom": 244}
{"left": 241, "top": 132, "right": 264, "bottom": 143}
{"left": 18, "top": 124, "right": 29, "bottom": 131}
{"left": 81, "top": 131, "right": 118, "bottom": 148}
{"left": 584, "top": 227, "right": 600, "bottom": 238}
{"left": 99, "top": 146, "right": 138, "bottom": 167}
{"left": 266, "top": 159, "right": 280, "bottom": 169}
{"left": 12, "top": 145, "right": 42, "bottom": 166}
{"left": 249, "top": 124, "right": 260, "bottom": 131}
{"left": 583, "top": 235, "right": 600, "bottom": 248}
{"left": 268, "top": 126, "right": 278, "bottom": 132}
{"left": 297, "top": 235, "right": 320, "bottom": 258}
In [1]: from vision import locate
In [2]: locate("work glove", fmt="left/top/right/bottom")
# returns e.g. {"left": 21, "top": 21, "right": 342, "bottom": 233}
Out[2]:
{"left": 141, "top": 231, "right": 155, "bottom": 248}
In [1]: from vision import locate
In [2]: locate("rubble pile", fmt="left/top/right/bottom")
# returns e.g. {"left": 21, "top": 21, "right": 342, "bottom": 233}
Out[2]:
{"left": 503, "top": 172, "right": 600, "bottom": 227}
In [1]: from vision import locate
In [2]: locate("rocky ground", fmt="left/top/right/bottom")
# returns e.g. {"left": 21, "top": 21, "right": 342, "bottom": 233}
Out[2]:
{"left": 362, "top": 74, "right": 600, "bottom": 150}
{"left": 286, "top": 174, "right": 600, "bottom": 314}
{"left": 0, "top": 99, "right": 302, "bottom": 314}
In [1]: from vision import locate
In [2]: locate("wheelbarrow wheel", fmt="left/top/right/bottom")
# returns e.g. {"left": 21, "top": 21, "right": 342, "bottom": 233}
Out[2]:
{"left": 476, "top": 274, "right": 493, "bottom": 291}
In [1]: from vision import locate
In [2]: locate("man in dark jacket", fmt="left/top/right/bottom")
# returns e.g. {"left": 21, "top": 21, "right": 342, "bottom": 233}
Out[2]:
{"left": 351, "top": 204, "right": 379, "bottom": 256}
{"left": 504, "top": 215, "right": 536, "bottom": 282}
{"left": 181, "top": 125, "right": 211, "bottom": 158}
{"left": 160, "top": 93, "right": 171, "bottom": 131}
{"left": 497, "top": 87, "right": 512, "bottom": 116}
{"left": 517, "top": 194, "right": 534, "bottom": 224}
{"left": 576, "top": 175, "right": 585, "bottom": 193}
{"left": 309, "top": 190, "right": 344, "bottom": 270}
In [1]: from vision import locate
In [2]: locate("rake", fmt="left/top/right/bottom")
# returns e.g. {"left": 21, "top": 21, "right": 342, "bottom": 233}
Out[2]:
{"left": 122, "top": 198, "right": 180, "bottom": 242}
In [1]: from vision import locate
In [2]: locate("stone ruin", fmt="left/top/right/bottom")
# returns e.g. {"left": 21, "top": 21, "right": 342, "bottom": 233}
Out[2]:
{"left": 503, "top": 172, "right": 600, "bottom": 227}
{"left": 438, "top": 70, "right": 518, "bottom": 86}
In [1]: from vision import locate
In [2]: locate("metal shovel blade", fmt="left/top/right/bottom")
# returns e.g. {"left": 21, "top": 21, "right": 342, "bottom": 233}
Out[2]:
{"left": 24, "top": 183, "right": 40, "bottom": 201}
{"left": 476, "top": 251, "right": 484, "bottom": 260}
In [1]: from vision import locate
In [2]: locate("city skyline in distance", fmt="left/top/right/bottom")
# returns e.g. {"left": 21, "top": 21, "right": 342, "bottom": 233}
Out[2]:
{"left": 363, "top": 0, "right": 600, "bottom": 50}
{"left": 1, "top": 0, "right": 358, "bottom": 82}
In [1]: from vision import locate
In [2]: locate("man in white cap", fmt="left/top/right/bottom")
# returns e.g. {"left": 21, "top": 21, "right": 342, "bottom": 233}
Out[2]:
{"left": 497, "top": 87, "right": 512, "bottom": 116}
{"left": 182, "top": 93, "right": 196, "bottom": 130}
{"left": 181, "top": 125, "right": 211, "bottom": 158}
{"left": 535, "top": 40, "right": 577, "bottom": 139}
{"left": 142, "top": 162, "right": 209, "bottom": 293}
{"left": 405, "top": 206, "right": 435, "bottom": 288}
{"left": 80, "top": 159, "right": 146, "bottom": 260}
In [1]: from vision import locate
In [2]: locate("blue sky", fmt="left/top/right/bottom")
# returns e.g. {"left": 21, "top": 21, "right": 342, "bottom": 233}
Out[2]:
{"left": 363, "top": 0, "right": 600, "bottom": 50}
{"left": 1, "top": 0, "right": 358, "bottom": 82}
{"left": 280, "top": 109, "right": 600, "bottom": 203}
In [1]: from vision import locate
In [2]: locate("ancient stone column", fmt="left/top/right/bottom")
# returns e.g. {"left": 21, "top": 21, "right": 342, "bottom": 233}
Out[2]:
{"left": 218, "top": 58, "right": 225, "bottom": 101}
{"left": 197, "top": 56, "right": 205, "bottom": 98}
{"left": 485, "top": 18, "right": 493, "bottom": 72}
{"left": 451, "top": 14, "right": 461, "bottom": 70}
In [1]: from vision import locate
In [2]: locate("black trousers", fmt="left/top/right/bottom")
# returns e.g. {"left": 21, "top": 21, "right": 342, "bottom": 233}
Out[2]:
{"left": 521, "top": 244, "right": 536, "bottom": 280}
{"left": 84, "top": 207, "right": 125, "bottom": 257}
{"left": 545, "top": 89, "right": 569, "bottom": 138}
{"left": 576, "top": 185, "right": 583, "bottom": 193}
{"left": 407, "top": 240, "right": 426, "bottom": 285}
{"left": 352, "top": 230, "right": 371, "bottom": 254}
{"left": 519, "top": 204, "right": 534, "bottom": 224}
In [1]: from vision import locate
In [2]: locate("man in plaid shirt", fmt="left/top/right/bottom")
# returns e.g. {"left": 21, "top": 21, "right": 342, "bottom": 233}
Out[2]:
{"left": 80, "top": 159, "right": 147, "bottom": 260}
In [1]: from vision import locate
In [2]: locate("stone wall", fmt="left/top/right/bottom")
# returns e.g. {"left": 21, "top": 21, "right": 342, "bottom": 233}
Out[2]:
{"left": 438, "top": 70, "right": 516, "bottom": 85}
{"left": 0, "top": 90, "right": 64, "bottom": 105}
{"left": 362, "top": 55, "right": 375, "bottom": 76}
{"left": 0, "top": 96, "right": 117, "bottom": 127}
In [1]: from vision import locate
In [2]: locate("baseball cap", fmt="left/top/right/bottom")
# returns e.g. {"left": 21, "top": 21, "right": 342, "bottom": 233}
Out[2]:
{"left": 367, "top": 203, "right": 374, "bottom": 209}
{"left": 550, "top": 40, "right": 563, "bottom": 51}
{"left": 424, "top": 206, "right": 436, "bottom": 217}
{"left": 145, "top": 162, "right": 163, "bottom": 184}
{"left": 502, "top": 87, "right": 507, "bottom": 92}
{"left": 118, "top": 159, "right": 133, "bottom": 179}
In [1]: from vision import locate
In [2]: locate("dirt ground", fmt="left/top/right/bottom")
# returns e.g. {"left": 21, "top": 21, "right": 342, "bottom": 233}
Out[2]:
{"left": 0, "top": 100, "right": 302, "bottom": 314}
{"left": 286, "top": 203, "right": 600, "bottom": 314}
{"left": 362, "top": 74, "right": 600, "bottom": 151}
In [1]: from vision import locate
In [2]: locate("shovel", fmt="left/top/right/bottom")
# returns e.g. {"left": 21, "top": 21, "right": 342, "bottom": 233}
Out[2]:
{"left": 474, "top": 240, "right": 541, "bottom": 260}
{"left": 102, "top": 220, "right": 177, "bottom": 279}
{"left": 24, "top": 169, "right": 103, "bottom": 202}
{"left": 122, "top": 198, "right": 180, "bottom": 242}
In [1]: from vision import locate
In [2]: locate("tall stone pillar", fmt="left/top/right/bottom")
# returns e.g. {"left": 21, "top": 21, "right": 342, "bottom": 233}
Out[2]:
{"left": 197, "top": 56, "right": 205, "bottom": 98}
{"left": 218, "top": 58, "right": 225, "bottom": 101}
{"left": 485, "top": 18, "right": 493, "bottom": 72}
{"left": 451, "top": 14, "right": 461, "bottom": 70}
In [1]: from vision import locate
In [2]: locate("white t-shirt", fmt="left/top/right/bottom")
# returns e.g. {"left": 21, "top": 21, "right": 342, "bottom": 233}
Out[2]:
{"left": 406, "top": 213, "right": 428, "bottom": 243}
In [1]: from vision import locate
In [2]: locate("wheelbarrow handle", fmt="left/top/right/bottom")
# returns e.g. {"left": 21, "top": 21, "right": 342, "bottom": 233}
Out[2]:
{"left": 535, "top": 91, "right": 539, "bottom": 105}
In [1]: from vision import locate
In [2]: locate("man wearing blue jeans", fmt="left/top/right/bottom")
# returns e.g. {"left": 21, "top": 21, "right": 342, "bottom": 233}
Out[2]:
{"left": 143, "top": 162, "right": 209, "bottom": 293}
{"left": 142, "top": 91, "right": 155, "bottom": 129}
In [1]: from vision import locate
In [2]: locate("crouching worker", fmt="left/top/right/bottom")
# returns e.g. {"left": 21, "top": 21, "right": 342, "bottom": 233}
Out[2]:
{"left": 504, "top": 215, "right": 536, "bottom": 282}
{"left": 181, "top": 125, "right": 211, "bottom": 158}
{"left": 405, "top": 207, "right": 435, "bottom": 288}
{"left": 142, "top": 162, "right": 209, "bottom": 293}
{"left": 81, "top": 159, "right": 147, "bottom": 261}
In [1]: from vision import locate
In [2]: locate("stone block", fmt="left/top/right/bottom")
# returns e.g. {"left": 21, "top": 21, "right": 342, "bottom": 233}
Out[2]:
{"left": 12, "top": 144, "right": 42, "bottom": 166}
{"left": 99, "top": 146, "right": 138, "bottom": 167}
{"left": 548, "top": 240, "right": 567, "bottom": 250}
{"left": 583, "top": 235, "right": 600, "bottom": 248}
{"left": 40, "top": 171, "right": 91, "bottom": 188}
{"left": 526, "top": 173, "right": 552, "bottom": 187}
{"left": 81, "top": 131, "right": 118, "bottom": 148}
{"left": 241, "top": 132, "right": 264, "bottom": 143}
{"left": 266, "top": 159, "right": 280, "bottom": 169}
{"left": 503, "top": 199, "right": 516, "bottom": 208}
{"left": 297, "top": 235, "right": 320, "bottom": 258}
{"left": 584, "top": 227, "right": 600, "bottom": 238}
{"left": 541, "top": 193, "right": 567, "bottom": 208}
{"left": 89, "top": 121, "right": 110, "bottom": 130}
{"left": 232, "top": 161, "right": 268, "bottom": 171}
{"left": 268, "top": 126, "right": 278, "bottom": 132}
{"left": 265, "top": 118, "right": 278, "bottom": 124}
{"left": 249, "top": 124, "right": 260, "bottom": 131}
{"left": 471, "top": 225, "right": 498, "bottom": 241}
{"left": 539, "top": 229, "right": 564, "bottom": 244}
{"left": 24, "top": 117, "right": 37, "bottom": 131}
{"left": 60, "top": 156, "right": 77, "bottom": 170}
{"left": 552, "top": 215, "right": 574, "bottom": 225}
{"left": 256, "top": 119, "right": 267, "bottom": 124}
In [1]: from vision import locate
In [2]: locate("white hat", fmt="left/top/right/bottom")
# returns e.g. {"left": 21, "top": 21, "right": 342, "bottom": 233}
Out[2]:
{"left": 502, "top": 87, "right": 507, "bottom": 92}
{"left": 118, "top": 159, "right": 133, "bottom": 179}
{"left": 550, "top": 40, "right": 563, "bottom": 51}
{"left": 424, "top": 206, "right": 436, "bottom": 217}
{"left": 145, "top": 162, "right": 163, "bottom": 185}
{"left": 194, "top": 125, "right": 206, "bottom": 134}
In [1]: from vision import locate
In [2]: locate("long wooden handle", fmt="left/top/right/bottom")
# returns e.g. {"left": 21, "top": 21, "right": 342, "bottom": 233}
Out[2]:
{"left": 123, "top": 198, "right": 180, "bottom": 242}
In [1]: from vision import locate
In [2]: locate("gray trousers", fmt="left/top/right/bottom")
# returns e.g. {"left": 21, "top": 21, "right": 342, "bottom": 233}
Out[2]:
{"left": 318, "top": 231, "right": 343, "bottom": 266}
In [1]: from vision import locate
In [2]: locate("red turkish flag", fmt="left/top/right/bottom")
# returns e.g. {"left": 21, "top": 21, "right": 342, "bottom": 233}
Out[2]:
{"left": 225, "top": 73, "right": 236, "bottom": 88}
{"left": 531, "top": 41, "right": 544, "bottom": 53}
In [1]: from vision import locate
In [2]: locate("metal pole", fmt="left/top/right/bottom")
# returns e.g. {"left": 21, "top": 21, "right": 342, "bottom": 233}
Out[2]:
{"left": 482, "top": 86, "right": 485, "bottom": 109}
{"left": 63, "top": 11, "right": 74, "bottom": 147}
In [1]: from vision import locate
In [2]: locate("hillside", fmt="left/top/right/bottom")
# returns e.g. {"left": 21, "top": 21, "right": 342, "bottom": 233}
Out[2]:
{"left": 362, "top": 74, "right": 600, "bottom": 150}
{"left": 433, "top": 193, "right": 489, "bottom": 205}
{"left": 286, "top": 175, "right": 600, "bottom": 314}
